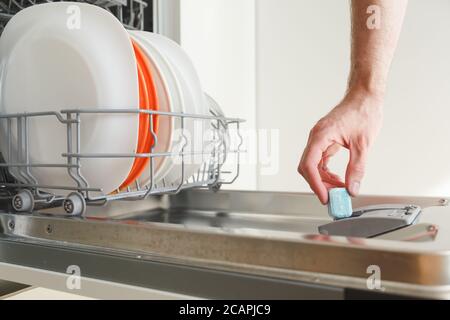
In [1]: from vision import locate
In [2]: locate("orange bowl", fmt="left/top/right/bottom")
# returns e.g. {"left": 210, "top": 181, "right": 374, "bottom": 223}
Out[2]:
{"left": 118, "top": 39, "right": 159, "bottom": 190}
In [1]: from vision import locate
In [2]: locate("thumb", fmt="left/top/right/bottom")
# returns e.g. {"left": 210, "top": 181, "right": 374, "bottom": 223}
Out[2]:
{"left": 345, "top": 144, "right": 367, "bottom": 197}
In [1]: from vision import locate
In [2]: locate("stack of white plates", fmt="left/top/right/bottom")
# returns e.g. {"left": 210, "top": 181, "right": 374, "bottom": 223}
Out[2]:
{"left": 0, "top": 2, "right": 216, "bottom": 195}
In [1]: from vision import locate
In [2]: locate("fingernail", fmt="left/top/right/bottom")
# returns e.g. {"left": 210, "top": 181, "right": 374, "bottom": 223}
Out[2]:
{"left": 349, "top": 181, "right": 360, "bottom": 196}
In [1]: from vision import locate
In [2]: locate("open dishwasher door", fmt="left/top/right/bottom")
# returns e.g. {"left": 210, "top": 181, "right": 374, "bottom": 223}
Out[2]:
{"left": 0, "top": 189, "right": 449, "bottom": 299}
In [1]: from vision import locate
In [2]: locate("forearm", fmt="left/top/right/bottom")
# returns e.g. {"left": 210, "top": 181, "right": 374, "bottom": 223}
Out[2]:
{"left": 299, "top": 1, "right": 408, "bottom": 202}
{"left": 349, "top": 0, "right": 408, "bottom": 98}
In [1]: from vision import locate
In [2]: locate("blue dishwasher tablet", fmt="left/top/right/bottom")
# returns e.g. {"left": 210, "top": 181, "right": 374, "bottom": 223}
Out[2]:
{"left": 328, "top": 188, "right": 353, "bottom": 219}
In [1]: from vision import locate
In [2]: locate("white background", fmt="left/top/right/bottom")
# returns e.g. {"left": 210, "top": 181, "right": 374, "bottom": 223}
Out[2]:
{"left": 181, "top": 0, "right": 450, "bottom": 197}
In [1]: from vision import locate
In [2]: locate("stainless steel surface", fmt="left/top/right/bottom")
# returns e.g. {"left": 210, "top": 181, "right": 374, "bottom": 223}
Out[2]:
{"left": 0, "top": 108, "right": 244, "bottom": 215}
{"left": 318, "top": 204, "right": 421, "bottom": 238}
{"left": 0, "top": 238, "right": 343, "bottom": 299}
{"left": 1, "top": 189, "right": 450, "bottom": 298}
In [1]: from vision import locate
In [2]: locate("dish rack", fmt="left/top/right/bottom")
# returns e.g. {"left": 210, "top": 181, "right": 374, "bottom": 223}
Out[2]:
{"left": 0, "top": 0, "right": 147, "bottom": 34}
{"left": 0, "top": 108, "right": 244, "bottom": 216}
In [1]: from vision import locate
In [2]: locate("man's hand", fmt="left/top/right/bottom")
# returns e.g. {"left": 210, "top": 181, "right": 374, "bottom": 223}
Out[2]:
{"left": 298, "top": 0, "right": 407, "bottom": 204}
{"left": 298, "top": 90, "right": 383, "bottom": 204}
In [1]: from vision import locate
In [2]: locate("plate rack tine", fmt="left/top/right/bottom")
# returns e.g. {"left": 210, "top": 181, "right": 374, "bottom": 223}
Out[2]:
{"left": 0, "top": 108, "right": 245, "bottom": 216}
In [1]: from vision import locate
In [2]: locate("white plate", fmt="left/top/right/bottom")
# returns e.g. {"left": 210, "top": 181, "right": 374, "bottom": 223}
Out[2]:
{"left": 141, "top": 32, "right": 209, "bottom": 116}
{"left": 128, "top": 31, "right": 179, "bottom": 187}
{"left": 0, "top": 2, "right": 139, "bottom": 195}
{"left": 133, "top": 31, "right": 210, "bottom": 186}
{"left": 129, "top": 31, "right": 194, "bottom": 188}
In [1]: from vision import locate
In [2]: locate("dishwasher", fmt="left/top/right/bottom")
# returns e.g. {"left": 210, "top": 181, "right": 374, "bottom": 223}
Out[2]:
{"left": 1, "top": 1, "right": 450, "bottom": 301}
{"left": 0, "top": 103, "right": 449, "bottom": 300}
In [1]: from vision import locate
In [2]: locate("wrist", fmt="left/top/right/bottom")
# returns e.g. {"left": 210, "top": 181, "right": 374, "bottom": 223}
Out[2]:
{"left": 348, "top": 82, "right": 385, "bottom": 100}
{"left": 345, "top": 82, "right": 385, "bottom": 107}
{"left": 347, "top": 63, "right": 387, "bottom": 100}
{"left": 340, "top": 86, "right": 385, "bottom": 116}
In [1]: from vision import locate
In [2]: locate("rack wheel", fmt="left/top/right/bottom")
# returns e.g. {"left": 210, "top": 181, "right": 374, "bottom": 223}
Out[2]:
{"left": 63, "top": 192, "right": 86, "bottom": 216}
{"left": 209, "top": 183, "right": 222, "bottom": 192}
{"left": 12, "top": 190, "right": 35, "bottom": 213}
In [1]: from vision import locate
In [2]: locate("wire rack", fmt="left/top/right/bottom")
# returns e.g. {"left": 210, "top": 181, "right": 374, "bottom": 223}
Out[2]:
{"left": 0, "top": 0, "right": 148, "bottom": 34}
{"left": 0, "top": 107, "right": 244, "bottom": 216}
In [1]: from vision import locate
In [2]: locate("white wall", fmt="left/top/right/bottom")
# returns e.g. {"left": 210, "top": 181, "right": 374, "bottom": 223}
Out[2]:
{"left": 256, "top": 0, "right": 450, "bottom": 197}
{"left": 255, "top": 0, "right": 350, "bottom": 193}
{"left": 180, "top": 0, "right": 257, "bottom": 190}
{"left": 181, "top": 0, "right": 450, "bottom": 197}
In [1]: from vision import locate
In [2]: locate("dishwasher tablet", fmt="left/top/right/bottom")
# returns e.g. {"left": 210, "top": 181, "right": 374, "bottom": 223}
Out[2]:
{"left": 328, "top": 188, "right": 353, "bottom": 219}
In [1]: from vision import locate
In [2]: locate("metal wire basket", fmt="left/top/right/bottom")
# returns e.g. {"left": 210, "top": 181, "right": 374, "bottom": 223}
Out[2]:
{"left": 0, "top": 106, "right": 244, "bottom": 216}
{"left": 0, "top": 0, "right": 148, "bottom": 34}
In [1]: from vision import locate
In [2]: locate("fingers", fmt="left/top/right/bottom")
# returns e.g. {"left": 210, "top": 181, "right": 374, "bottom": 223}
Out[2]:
{"left": 321, "top": 171, "right": 346, "bottom": 188}
{"left": 319, "top": 157, "right": 345, "bottom": 188}
{"left": 345, "top": 143, "right": 367, "bottom": 196}
{"left": 322, "top": 143, "right": 341, "bottom": 168}
{"left": 298, "top": 136, "right": 329, "bottom": 204}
